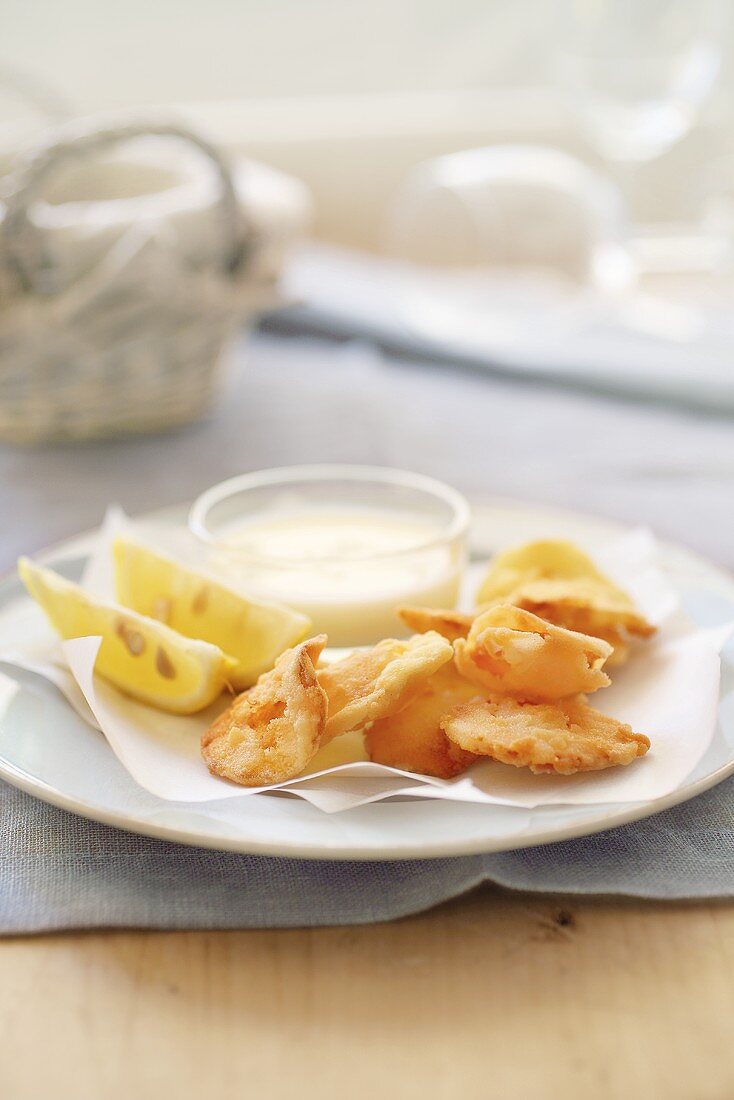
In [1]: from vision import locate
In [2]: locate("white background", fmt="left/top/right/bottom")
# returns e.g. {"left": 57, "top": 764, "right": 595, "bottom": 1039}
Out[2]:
{"left": 3, "top": 0, "right": 732, "bottom": 109}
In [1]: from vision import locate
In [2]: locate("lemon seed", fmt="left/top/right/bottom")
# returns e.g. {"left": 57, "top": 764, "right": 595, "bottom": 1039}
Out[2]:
{"left": 191, "top": 586, "right": 209, "bottom": 614}
{"left": 156, "top": 647, "right": 176, "bottom": 679}
{"left": 125, "top": 630, "right": 145, "bottom": 656}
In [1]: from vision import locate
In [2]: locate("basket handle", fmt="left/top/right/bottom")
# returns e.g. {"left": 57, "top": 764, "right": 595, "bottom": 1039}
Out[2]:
{"left": 1, "top": 118, "right": 249, "bottom": 291}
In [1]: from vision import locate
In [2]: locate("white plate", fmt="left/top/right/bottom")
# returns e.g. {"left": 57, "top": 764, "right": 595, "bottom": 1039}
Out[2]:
{"left": 0, "top": 500, "right": 732, "bottom": 861}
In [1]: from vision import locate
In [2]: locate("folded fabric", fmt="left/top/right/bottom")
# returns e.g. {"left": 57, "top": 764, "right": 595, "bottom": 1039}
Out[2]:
{"left": 3, "top": 772, "right": 734, "bottom": 935}
{"left": 277, "top": 244, "right": 734, "bottom": 414}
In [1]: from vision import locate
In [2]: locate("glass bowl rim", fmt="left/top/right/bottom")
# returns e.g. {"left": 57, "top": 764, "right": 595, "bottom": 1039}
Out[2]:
{"left": 188, "top": 464, "right": 471, "bottom": 566}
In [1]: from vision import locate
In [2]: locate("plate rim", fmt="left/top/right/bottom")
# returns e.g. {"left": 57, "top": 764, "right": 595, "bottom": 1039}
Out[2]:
{"left": 0, "top": 496, "right": 732, "bottom": 861}
{"left": 2, "top": 746, "right": 734, "bottom": 862}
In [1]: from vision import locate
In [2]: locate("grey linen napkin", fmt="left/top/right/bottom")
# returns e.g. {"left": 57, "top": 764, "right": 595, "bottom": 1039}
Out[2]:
{"left": 3, "top": 331, "right": 733, "bottom": 934}
{"left": 3, "top": 774, "right": 734, "bottom": 935}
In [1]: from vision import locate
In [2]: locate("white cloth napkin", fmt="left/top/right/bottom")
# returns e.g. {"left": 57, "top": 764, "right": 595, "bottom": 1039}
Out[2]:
{"left": 281, "top": 244, "right": 734, "bottom": 412}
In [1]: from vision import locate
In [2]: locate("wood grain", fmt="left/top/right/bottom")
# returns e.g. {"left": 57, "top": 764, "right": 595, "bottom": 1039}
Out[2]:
{"left": 2, "top": 887, "right": 734, "bottom": 1100}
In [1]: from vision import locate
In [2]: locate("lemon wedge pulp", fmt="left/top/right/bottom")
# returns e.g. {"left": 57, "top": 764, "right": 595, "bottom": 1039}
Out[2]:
{"left": 18, "top": 557, "right": 236, "bottom": 714}
{"left": 112, "top": 538, "right": 311, "bottom": 690}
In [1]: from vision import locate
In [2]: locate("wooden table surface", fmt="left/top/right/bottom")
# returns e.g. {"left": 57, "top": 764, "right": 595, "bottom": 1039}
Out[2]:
{"left": 2, "top": 887, "right": 733, "bottom": 1099}
{"left": 3, "top": 334, "right": 734, "bottom": 1099}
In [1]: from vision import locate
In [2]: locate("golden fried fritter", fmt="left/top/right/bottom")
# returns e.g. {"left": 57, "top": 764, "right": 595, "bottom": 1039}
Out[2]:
{"left": 318, "top": 630, "right": 454, "bottom": 739}
{"left": 476, "top": 539, "right": 654, "bottom": 664}
{"left": 593, "top": 630, "right": 630, "bottom": 668}
{"left": 201, "top": 635, "right": 328, "bottom": 786}
{"left": 442, "top": 695, "right": 650, "bottom": 775}
{"left": 453, "top": 605, "right": 613, "bottom": 702}
{"left": 397, "top": 605, "right": 474, "bottom": 643}
{"left": 365, "top": 664, "right": 480, "bottom": 778}
{"left": 488, "top": 580, "right": 653, "bottom": 666}
{"left": 477, "top": 539, "right": 623, "bottom": 603}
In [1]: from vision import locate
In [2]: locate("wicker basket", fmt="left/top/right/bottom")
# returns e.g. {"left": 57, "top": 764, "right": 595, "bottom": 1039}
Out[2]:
{"left": 0, "top": 119, "right": 274, "bottom": 444}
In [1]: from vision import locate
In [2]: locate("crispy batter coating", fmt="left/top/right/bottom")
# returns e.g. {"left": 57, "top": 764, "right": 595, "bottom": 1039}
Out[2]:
{"left": 442, "top": 695, "right": 650, "bottom": 775}
{"left": 476, "top": 539, "right": 654, "bottom": 665}
{"left": 365, "top": 664, "right": 480, "bottom": 778}
{"left": 201, "top": 635, "right": 328, "bottom": 786}
{"left": 318, "top": 630, "right": 454, "bottom": 739}
{"left": 593, "top": 630, "right": 630, "bottom": 668}
{"left": 397, "top": 605, "right": 474, "bottom": 643}
{"left": 477, "top": 539, "right": 623, "bottom": 602}
{"left": 454, "top": 605, "right": 612, "bottom": 701}
{"left": 493, "top": 575, "right": 654, "bottom": 633}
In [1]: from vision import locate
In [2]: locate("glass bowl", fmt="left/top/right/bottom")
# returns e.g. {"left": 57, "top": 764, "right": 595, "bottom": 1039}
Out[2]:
{"left": 189, "top": 464, "right": 470, "bottom": 646}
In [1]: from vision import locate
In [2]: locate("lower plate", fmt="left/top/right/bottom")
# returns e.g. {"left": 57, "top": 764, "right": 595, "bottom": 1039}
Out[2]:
{"left": 0, "top": 499, "right": 732, "bottom": 860}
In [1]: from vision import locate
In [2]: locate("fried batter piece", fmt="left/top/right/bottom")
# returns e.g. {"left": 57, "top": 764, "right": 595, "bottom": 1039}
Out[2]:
{"left": 397, "top": 605, "right": 475, "bottom": 642}
{"left": 318, "top": 630, "right": 453, "bottom": 739}
{"left": 365, "top": 664, "right": 480, "bottom": 778}
{"left": 476, "top": 540, "right": 655, "bottom": 666}
{"left": 496, "top": 575, "right": 654, "bottom": 655}
{"left": 477, "top": 539, "right": 622, "bottom": 602}
{"left": 201, "top": 635, "right": 328, "bottom": 786}
{"left": 442, "top": 695, "right": 650, "bottom": 775}
{"left": 454, "top": 605, "right": 613, "bottom": 701}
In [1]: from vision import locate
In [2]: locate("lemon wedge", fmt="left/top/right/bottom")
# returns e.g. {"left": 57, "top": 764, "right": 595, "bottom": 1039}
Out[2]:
{"left": 112, "top": 538, "right": 311, "bottom": 690}
{"left": 18, "top": 557, "right": 236, "bottom": 714}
